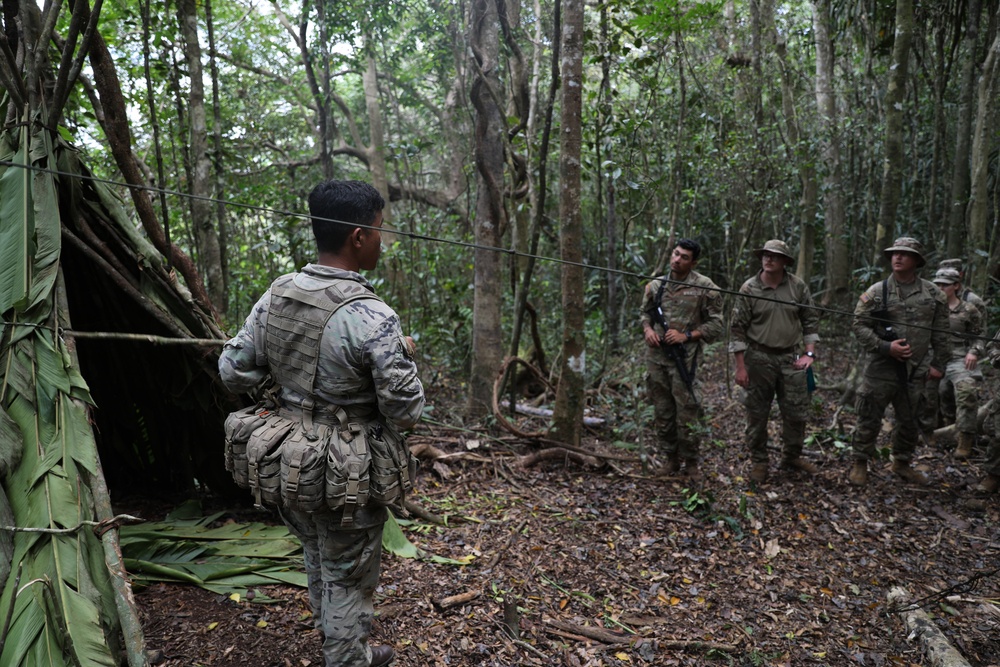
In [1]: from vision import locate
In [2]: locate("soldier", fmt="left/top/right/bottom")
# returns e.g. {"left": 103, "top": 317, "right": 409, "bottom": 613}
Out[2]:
{"left": 849, "top": 237, "right": 949, "bottom": 488}
{"left": 219, "top": 180, "right": 423, "bottom": 667}
{"left": 640, "top": 238, "right": 724, "bottom": 481}
{"left": 924, "top": 259, "right": 988, "bottom": 430}
{"left": 730, "top": 240, "right": 820, "bottom": 483}
{"left": 931, "top": 268, "right": 984, "bottom": 459}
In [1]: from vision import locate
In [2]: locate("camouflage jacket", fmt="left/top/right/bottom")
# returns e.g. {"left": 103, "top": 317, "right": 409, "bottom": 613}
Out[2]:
{"left": 729, "top": 270, "right": 820, "bottom": 353}
{"left": 640, "top": 270, "right": 724, "bottom": 363}
{"left": 852, "top": 275, "right": 949, "bottom": 380}
{"left": 942, "top": 299, "right": 984, "bottom": 361}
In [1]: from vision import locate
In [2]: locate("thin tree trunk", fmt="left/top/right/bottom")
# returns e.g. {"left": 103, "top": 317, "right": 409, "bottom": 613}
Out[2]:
{"left": 467, "top": 0, "right": 505, "bottom": 417}
{"left": 946, "top": 0, "right": 982, "bottom": 257}
{"left": 813, "top": 0, "right": 848, "bottom": 303}
{"left": 769, "top": 6, "right": 818, "bottom": 280}
{"left": 551, "top": 0, "right": 584, "bottom": 446}
{"left": 927, "top": 24, "right": 947, "bottom": 238}
{"left": 205, "top": 0, "right": 228, "bottom": 315}
{"left": 598, "top": 4, "right": 619, "bottom": 349}
{"left": 874, "top": 0, "right": 914, "bottom": 256}
{"left": 177, "top": 0, "right": 223, "bottom": 312}
{"left": 969, "top": 6, "right": 1000, "bottom": 292}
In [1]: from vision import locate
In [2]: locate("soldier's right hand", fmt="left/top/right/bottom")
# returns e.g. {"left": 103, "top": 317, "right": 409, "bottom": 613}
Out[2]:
{"left": 888, "top": 338, "right": 912, "bottom": 361}
{"left": 643, "top": 327, "right": 662, "bottom": 348}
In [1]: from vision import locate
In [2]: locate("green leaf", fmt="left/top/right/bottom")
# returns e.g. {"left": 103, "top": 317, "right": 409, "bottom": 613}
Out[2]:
{"left": 0, "top": 127, "right": 33, "bottom": 314}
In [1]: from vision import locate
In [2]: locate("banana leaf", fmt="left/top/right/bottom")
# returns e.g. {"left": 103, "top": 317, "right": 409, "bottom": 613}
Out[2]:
{"left": 0, "top": 127, "right": 122, "bottom": 666}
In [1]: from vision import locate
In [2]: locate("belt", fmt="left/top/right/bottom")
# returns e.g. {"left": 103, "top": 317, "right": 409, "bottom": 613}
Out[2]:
{"left": 748, "top": 341, "right": 796, "bottom": 355}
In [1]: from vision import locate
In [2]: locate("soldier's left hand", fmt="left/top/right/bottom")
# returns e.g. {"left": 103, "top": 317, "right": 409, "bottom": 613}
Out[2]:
{"left": 927, "top": 366, "right": 944, "bottom": 380}
{"left": 792, "top": 355, "right": 814, "bottom": 371}
{"left": 964, "top": 352, "right": 978, "bottom": 371}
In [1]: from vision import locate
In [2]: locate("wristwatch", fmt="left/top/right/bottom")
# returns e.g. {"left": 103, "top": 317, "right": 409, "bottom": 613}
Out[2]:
{"left": 685, "top": 330, "right": 693, "bottom": 341}
{"left": 805, "top": 351, "right": 815, "bottom": 358}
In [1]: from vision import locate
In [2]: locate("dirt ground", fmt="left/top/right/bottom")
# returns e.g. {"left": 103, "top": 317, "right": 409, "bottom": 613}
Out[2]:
{"left": 123, "top": 341, "right": 1000, "bottom": 667}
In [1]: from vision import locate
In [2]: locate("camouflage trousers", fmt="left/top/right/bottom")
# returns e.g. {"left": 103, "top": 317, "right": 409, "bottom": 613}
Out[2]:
{"left": 279, "top": 508, "right": 384, "bottom": 667}
{"left": 852, "top": 373, "right": 923, "bottom": 463}
{"left": 920, "top": 361, "right": 980, "bottom": 433}
{"left": 741, "top": 349, "right": 809, "bottom": 464}
{"left": 646, "top": 354, "right": 702, "bottom": 461}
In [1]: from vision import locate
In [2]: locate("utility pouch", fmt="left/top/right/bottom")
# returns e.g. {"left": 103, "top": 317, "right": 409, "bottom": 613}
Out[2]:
{"left": 246, "top": 415, "right": 295, "bottom": 508}
{"left": 325, "top": 411, "right": 373, "bottom": 527}
{"left": 368, "top": 423, "right": 415, "bottom": 507}
{"left": 223, "top": 406, "right": 272, "bottom": 489}
{"left": 280, "top": 424, "right": 331, "bottom": 513}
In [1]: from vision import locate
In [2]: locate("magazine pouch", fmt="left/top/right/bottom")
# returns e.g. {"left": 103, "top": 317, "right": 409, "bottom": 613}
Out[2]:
{"left": 246, "top": 414, "right": 295, "bottom": 508}
{"left": 367, "top": 422, "right": 415, "bottom": 508}
{"left": 223, "top": 406, "right": 272, "bottom": 489}
{"left": 280, "top": 419, "right": 332, "bottom": 513}
{"left": 325, "top": 408, "right": 372, "bottom": 527}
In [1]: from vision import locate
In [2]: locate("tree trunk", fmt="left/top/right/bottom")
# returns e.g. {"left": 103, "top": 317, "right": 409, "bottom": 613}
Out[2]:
{"left": 467, "top": 0, "right": 505, "bottom": 418}
{"left": 598, "top": 4, "right": 619, "bottom": 349}
{"left": 551, "top": 0, "right": 584, "bottom": 446}
{"left": 205, "top": 0, "right": 229, "bottom": 316}
{"left": 769, "top": 6, "right": 818, "bottom": 281}
{"left": 177, "top": 0, "right": 224, "bottom": 312}
{"left": 874, "top": 0, "right": 914, "bottom": 256}
{"left": 812, "top": 0, "right": 848, "bottom": 303}
{"left": 945, "top": 0, "right": 983, "bottom": 257}
{"left": 969, "top": 6, "right": 1000, "bottom": 292}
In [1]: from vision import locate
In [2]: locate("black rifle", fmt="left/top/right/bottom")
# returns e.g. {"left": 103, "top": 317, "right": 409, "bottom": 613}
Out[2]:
{"left": 650, "top": 295, "right": 699, "bottom": 404}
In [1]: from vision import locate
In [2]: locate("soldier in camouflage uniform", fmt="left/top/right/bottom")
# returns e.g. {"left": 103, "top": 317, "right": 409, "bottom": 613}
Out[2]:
{"left": 922, "top": 259, "right": 988, "bottom": 432}
{"left": 974, "top": 332, "right": 1000, "bottom": 502}
{"left": 730, "top": 240, "right": 820, "bottom": 483}
{"left": 849, "top": 237, "right": 949, "bottom": 488}
{"left": 640, "top": 238, "right": 724, "bottom": 481}
{"left": 219, "top": 180, "right": 423, "bottom": 667}
{"left": 931, "top": 268, "right": 984, "bottom": 459}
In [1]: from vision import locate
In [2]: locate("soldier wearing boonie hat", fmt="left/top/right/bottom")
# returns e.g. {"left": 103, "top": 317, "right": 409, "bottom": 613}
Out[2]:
{"left": 848, "top": 237, "right": 950, "bottom": 488}
{"left": 731, "top": 239, "right": 820, "bottom": 483}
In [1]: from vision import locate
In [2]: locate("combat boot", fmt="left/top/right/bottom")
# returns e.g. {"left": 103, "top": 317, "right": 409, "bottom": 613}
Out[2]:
{"left": 781, "top": 457, "right": 819, "bottom": 475}
{"left": 371, "top": 645, "right": 395, "bottom": 667}
{"left": 685, "top": 460, "right": 702, "bottom": 482}
{"left": 977, "top": 474, "right": 1000, "bottom": 495}
{"left": 891, "top": 460, "right": 929, "bottom": 486}
{"left": 848, "top": 461, "right": 868, "bottom": 487}
{"left": 749, "top": 462, "right": 768, "bottom": 483}
{"left": 954, "top": 432, "right": 974, "bottom": 460}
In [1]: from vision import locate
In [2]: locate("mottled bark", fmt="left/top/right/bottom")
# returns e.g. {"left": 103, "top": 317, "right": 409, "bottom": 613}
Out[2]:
{"left": 812, "top": 0, "right": 848, "bottom": 303}
{"left": 874, "top": 0, "right": 914, "bottom": 255}
{"left": 467, "top": 0, "right": 505, "bottom": 418}
{"left": 551, "top": 0, "right": 584, "bottom": 446}
{"left": 945, "top": 0, "right": 983, "bottom": 257}
{"left": 969, "top": 7, "right": 999, "bottom": 291}
{"left": 177, "top": 0, "right": 224, "bottom": 312}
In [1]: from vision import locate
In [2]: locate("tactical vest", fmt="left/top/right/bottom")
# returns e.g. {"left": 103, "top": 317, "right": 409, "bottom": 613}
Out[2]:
{"left": 224, "top": 272, "right": 415, "bottom": 525}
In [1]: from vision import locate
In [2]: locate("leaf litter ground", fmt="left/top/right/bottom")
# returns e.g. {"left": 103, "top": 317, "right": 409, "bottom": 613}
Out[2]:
{"left": 123, "top": 341, "right": 1000, "bottom": 667}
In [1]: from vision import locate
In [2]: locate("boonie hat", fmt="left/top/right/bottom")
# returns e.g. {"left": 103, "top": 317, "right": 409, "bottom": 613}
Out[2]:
{"left": 753, "top": 239, "right": 795, "bottom": 264}
{"left": 883, "top": 237, "right": 926, "bottom": 268}
{"left": 938, "top": 258, "right": 964, "bottom": 272}
{"left": 933, "top": 268, "right": 961, "bottom": 285}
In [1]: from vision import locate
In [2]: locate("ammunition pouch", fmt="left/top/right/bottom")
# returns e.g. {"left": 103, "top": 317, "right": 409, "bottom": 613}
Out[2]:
{"left": 222, "top": 404, "right": 415, "bottom": 525}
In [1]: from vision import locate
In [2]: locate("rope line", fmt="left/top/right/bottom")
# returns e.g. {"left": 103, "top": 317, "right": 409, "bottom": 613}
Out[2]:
{"left": 0, "top": 158, "right": 996, "bottom": 345}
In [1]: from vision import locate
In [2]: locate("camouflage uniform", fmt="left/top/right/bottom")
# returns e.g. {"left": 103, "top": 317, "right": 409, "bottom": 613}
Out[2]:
{"left": 851, "top": 274, "right": 949, "bottom": 464}
{"left": 639, "top": 271, "right": 724, "bottom": 462}
{"left": 983, "top": 331, "right": 1000, "bottom": 480}
{"left": 730, "top": 268, "right": 820, "bottom": 465}
{"left": 931, "top": 259, "right": 988, "bottom": 426}
{"left": 937, "top": 297, "right": 984, "bottom": 436}
{"left": 220, "top": 264, "right": 424, "bottom": 667}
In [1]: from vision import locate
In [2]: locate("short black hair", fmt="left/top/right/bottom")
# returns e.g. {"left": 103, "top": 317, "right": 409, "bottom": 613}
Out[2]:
{"left": 308, "top": 180, "right": 385, "bottom": 253}
{"left": 676, "top": 238, "right": 701, "bottom": 261}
